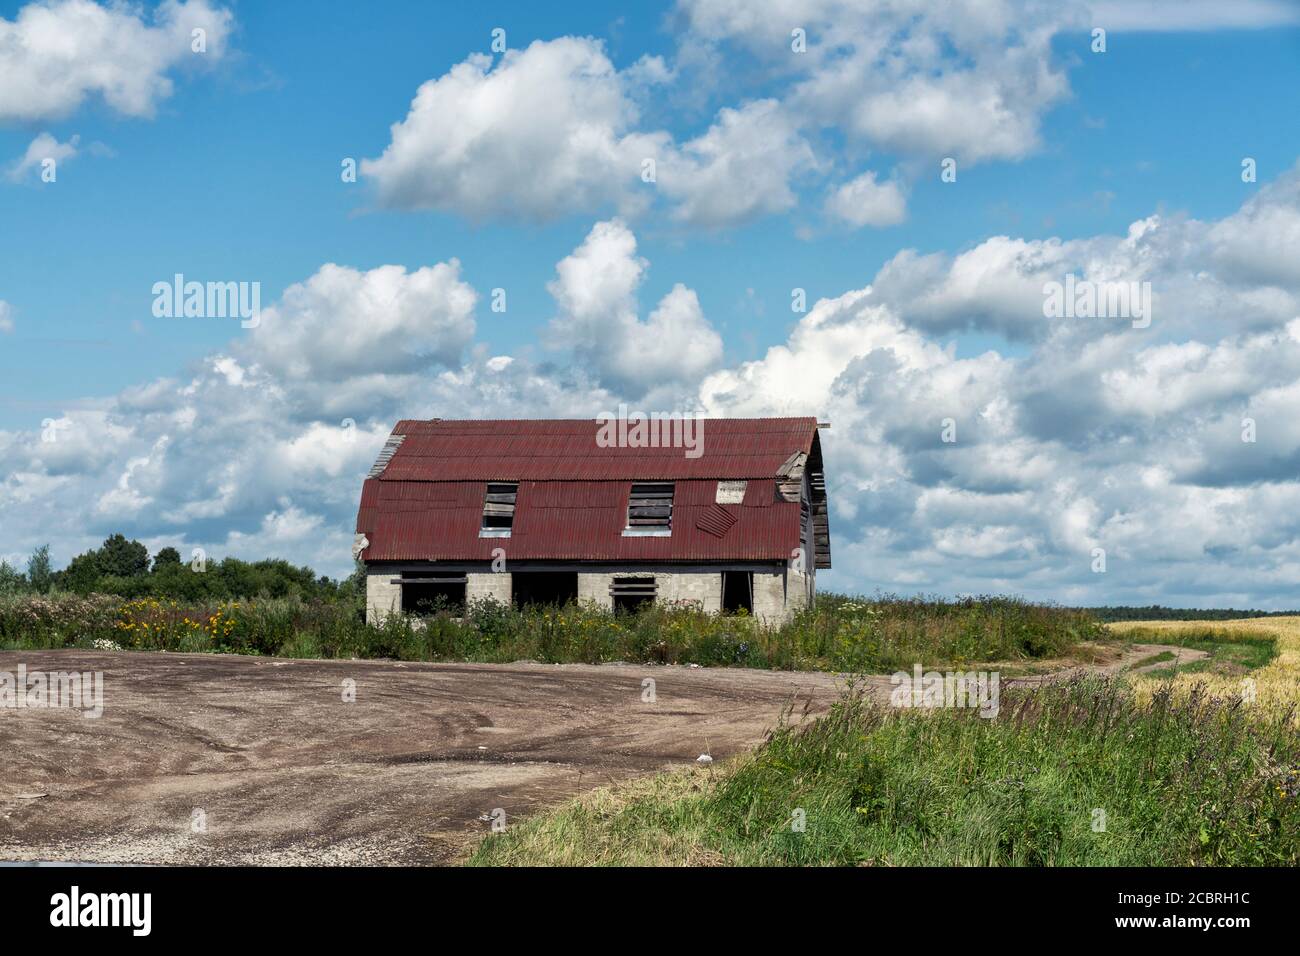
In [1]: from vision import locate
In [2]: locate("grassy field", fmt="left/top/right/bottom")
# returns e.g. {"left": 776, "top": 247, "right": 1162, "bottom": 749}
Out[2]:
{"left": 0, "top": 591, "right": 1102, "bottom": 673}
{"left": 6, "top": 589, "right": 1294, "bottom": 865}
{"left": 1110, "top": 617, "right": 1298, "bottom": 726}
{"left": 469, "top": 617, "right": 1300, "bottom": 866}
{"left": 1119, "top": 626, "right": 1276, "bottom": 674}
{"left": 470, "top": 675, "right": 1299, "bottom": 866}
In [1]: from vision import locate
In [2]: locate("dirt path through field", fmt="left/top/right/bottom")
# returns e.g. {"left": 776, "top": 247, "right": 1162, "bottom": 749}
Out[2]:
{"left": 0, "top": 652, "right": 842, "bottom": 865}
{"left": 845, "top": 641, "right": 1207, "bottom": 703}
{"left": 0, "top": 643, "right": 1204, "bottom": 865}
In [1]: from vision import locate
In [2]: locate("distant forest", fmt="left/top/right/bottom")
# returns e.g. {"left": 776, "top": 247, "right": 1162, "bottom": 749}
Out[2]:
{"left": 1082, "top": 605, "right": 1298, "bottom": 622}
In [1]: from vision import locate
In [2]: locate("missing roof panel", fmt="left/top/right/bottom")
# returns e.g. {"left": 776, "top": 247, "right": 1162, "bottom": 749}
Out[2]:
{"left": 715, "top": 480, "right": 747, "bottom": 504}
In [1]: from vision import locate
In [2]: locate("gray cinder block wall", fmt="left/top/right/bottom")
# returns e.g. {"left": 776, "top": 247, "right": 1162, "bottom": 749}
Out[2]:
{"left": 577, "top": 572, "right": 615, "bottom": 608}
{"left": 580, "top": 570, "right": 803, "bottom": 622}
{"left": 467, "top": 572, "right": 511, "bottom": 603}
{"left": 369, "top": 568, "right": 809, "bottom": 624}
{"left": 366, "top": 572, "right": 402, "bottom": 624}
{"left": 577, "top": 571, "right": 722, "bottom": 613}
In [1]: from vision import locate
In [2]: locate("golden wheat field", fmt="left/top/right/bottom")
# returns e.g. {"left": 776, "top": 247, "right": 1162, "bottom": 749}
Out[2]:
{"left": 1108, "top": 616, "right": 1300, "bottom": 725}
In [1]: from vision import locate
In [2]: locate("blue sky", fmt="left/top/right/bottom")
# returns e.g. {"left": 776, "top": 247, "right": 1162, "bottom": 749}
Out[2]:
{"left": 4, "top": 0, "right": 1300, "bottom": 606}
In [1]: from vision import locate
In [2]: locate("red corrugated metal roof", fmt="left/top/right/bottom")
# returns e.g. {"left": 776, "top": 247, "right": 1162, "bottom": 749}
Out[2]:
{"left": 376, "top": 418, "right": 817, "bottom": 481}
{"left": 359, "top": 478, "right": 800, "bottom": 561}
{"left": 356, "top": 418, "right": 820, "bottom": 563}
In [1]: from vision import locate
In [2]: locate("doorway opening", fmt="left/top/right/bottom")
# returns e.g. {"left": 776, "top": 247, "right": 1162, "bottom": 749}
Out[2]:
{"left": 721, "top": 571, "right": 753, "bottom": 614}
{"left": 512, "top": 572, "right": 579, "bottom": 608}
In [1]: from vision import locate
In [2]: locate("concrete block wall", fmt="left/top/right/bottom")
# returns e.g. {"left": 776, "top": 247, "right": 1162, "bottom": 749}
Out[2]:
{"left": 467, "top": 572, "right": 511, "bottom": 604}
{"left": 577, "top": 571, "right": 723, "bottom": 613}
{"left": 366, "top": 571, "right": 402, "bottom": 624}
{"left": 577, "top": 572, "right": 615, "bottom": 609}
{"left": 788, "top": 567, "right": 813, "bottom": 613}
{"left": 751, "top": 571, "right": 787, "bottom": 622}
{"left": 369, "top": 567, "right": 807, "bottom": 624}
{"left": 662, "top": 572, "right": 723, "bottom": 613}
{"left": 751, "top": 569, "right": 811, "bottom": 622}
{"left": 579, "top": 570, "right": 802, "bottom": 621}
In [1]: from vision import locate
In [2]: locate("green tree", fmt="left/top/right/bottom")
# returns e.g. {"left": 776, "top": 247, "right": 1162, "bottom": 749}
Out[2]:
{"left": 343, "top": 559, "right": 367, "bottom": 598}
{"left": 60, "top": 550, "right": 104, "bottom": 594}
{"left": 26, "top": 544, "right": 54, "bottom": 594}
{"left": 44, "top": 532, "right": 347, "bottom": 600}
{"left": 0, "top": 560, "right": 27, "bottom": 595}
{"left": 152, "top": 547, "right": 183, "bottom": 571}
{"left": 149, "top": 560, "right": 211, "bottom": 600}
{"left": 97, "top": 534, "right": 150, "bottom": 578}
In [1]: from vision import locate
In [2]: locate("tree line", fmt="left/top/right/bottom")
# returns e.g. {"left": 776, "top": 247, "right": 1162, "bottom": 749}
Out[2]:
{"left": 1082, "top": 605, "right": 1298, "bottom": 621}
{"left": 0, "top": 535, "right": 364, "bottom": 601}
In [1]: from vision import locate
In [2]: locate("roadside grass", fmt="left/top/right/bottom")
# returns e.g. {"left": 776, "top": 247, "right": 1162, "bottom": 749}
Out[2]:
{"left": 1127, "top": 650, "right": 1178, "bottom": 670}
{"left": 1116, "top": 625, "right": 1276, "bottom": 675}
{"left": 469, "top": 676, "right": 1300, "bottom": 866}
{"left": 1108, "top": 618, "right": 1297, "bottom": 725}
{"left": 0, "top": 591, "right": 1102, "bottom": 673}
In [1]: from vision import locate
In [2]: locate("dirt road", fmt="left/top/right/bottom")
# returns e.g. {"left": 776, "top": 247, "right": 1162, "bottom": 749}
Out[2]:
{"left": 0, "top": 651, "right": 843, "bottom": 865}
{"left": 0, "top": 643, "right": 1199, "bottom": 866}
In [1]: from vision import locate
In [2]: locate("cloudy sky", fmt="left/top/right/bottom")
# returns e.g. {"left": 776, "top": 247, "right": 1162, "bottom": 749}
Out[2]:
{"left": 3, "top": 0, "right": 1300, "bottom": 607}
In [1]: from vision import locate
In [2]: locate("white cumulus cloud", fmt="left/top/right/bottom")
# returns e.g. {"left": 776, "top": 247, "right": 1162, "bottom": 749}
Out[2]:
{"left": 824, "top": 171, "right": 907, "bottom": 228}
{"left": 679, "top": 0, "right": 1078, "bottom": 164}
{"left": 362, "top": 38, "right": 668, "bottom": 222}
{"left": 547, "top": 219, "right": 723, "bottom": 393}
{"left": 0, "top": 0, "right": 234, "bottom": 123}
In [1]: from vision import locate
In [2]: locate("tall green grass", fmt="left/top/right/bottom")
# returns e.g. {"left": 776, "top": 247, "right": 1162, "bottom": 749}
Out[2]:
{"left": 470, "top": 677, "right": 1300, "bottom": 866}
{"left": 1116, "top": 624, "right": 1278, "bottom": 675}
{"left": 0, "top": 591, "right": 1103, "bottom": 672}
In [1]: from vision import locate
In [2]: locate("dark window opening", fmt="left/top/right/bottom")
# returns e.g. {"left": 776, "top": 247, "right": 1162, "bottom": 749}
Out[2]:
{"left": 611, "top": 576, "right": 656, "bottom": 613}
{"left": 626, "top": 482, "right": 674, "bottom": 530}
{"left": 512, "top": 572, "right": 578, "bottom": 608}
{"left": 403, "top": 579, "right": 466, "bottom": 615}
{"left": 482, "top": 482, "right": 518, "bottom": 531}
{"left": 722, "top": 571, "right": 753, "bottom": 614}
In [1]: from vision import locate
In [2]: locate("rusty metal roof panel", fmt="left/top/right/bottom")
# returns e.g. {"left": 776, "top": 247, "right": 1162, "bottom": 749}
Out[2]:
{"left": 374, "top": 418, "right": 817, "bottom": 481}
{"left": 696, "top": 504, "right": 739, "bottom": 538}
{"left": 355, "top": 419, "right": 822, "bottom": 563}
{"left": 358, "top": 478, "right": 801, "bottom": 562}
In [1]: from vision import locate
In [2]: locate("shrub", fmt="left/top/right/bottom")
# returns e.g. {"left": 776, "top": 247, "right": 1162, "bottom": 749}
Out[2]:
{"left": 0, "top": 590, "right": 1101, "bottom": 671}
{"left": 0, "top": 593, "right": 120, "bottom": 648}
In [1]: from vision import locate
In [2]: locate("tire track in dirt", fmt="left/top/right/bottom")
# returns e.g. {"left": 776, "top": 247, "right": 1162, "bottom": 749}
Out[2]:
{"left": 0, "top": 644, "right": 1191, "bottom": 865}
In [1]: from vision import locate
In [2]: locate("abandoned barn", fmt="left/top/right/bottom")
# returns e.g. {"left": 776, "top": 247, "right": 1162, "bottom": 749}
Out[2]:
{"left": 353, "top": 417, "right": 830, "bottom": 623}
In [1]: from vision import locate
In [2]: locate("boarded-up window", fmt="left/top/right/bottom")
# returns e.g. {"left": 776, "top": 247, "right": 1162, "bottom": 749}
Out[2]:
{"left": 611, "top": 576, "right": 657, "bottom": 612}
{"left": 626, "top": 482, "right": 673, "bottom": 529}
{"left": 482, "top": 482, "right": 518, "bottom": 531}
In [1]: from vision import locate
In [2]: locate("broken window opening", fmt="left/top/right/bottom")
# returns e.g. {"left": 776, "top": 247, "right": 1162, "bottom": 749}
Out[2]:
{"left": 481, "top": 482, "right": 518, "bottom": 534}
{"left": 625, "top": 482, "right": 674, "bottom": 532}
{"left": 610, "top": 576, "right": 657, "bottom": 613}
{"left": 403, "top": 578, "right": 466, "bottom": 616}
